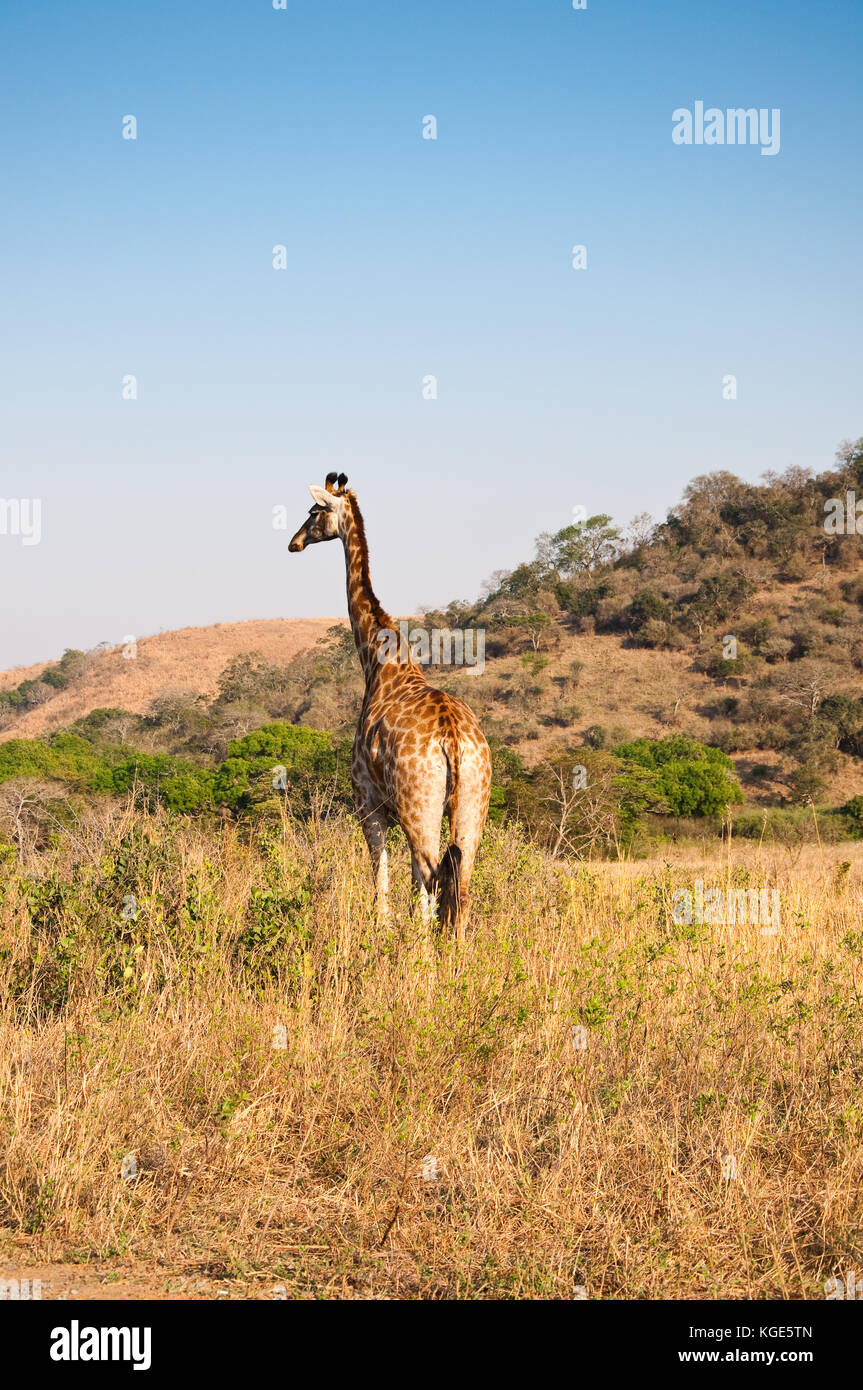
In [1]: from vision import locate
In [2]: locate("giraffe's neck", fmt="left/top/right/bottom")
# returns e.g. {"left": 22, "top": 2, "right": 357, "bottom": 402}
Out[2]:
{"left": 340, "top": 495, "right": 397, "bottom": 684}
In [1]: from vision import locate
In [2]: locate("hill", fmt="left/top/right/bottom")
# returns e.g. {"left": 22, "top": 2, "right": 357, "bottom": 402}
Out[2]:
{"left": 0, "top": 618, "right": 343, "bottom": 743}
{"left": 2, "top": 439, "right": 863, "bottom": 843}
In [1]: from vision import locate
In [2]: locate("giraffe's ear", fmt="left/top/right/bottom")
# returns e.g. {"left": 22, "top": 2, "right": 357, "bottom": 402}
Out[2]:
{"left": 308, "top": 485, "right": 334, "bottom": 509}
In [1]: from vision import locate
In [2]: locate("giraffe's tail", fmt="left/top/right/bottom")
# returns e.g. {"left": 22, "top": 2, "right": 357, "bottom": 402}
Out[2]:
{"left": 437, "top": 731, "right": 462, "bottom": 931}
{"left": 437, "top": 843, "right": 463, "bottom": 932}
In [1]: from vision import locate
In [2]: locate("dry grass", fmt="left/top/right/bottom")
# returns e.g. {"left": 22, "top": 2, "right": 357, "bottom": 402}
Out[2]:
{"left": 1, "top": 806, "right": 862, "bottom": 1299}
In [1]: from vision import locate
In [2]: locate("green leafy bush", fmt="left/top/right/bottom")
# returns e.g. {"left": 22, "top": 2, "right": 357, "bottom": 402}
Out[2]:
{"left": 212, "top": 723, "right": 352, "bottom": 814}
{"left": 839, "top": 795, "right": 863, "bottom": 838}
{"left": 614, "top": 735, "right": 744, "bottom": 817}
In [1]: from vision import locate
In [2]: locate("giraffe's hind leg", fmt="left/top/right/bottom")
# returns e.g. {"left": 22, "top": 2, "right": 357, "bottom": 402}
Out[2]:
{"left": 357, "top": 803, "right": 390, "bottom": 924}
{"left": 447, "top": 759, "right": 492, "bottom": 941}
{"left": 410, "top": 851, "right": 436, "bottom": 926}
{"left": 396, "top": 755, "right": 447, "bottom": 929}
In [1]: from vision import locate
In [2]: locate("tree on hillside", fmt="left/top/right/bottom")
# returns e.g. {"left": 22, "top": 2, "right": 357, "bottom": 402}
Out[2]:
{"left": 666, "top": 472, "right": 746, "bottom": 556}
{"left": 768, "top": 659, "right": 835, "bottom": 720}
{"left": 625, "top": 589, "right": 670, "bottom": 634}
{"left": 684, "top": 571, "right": 757, "bottom": 638}
{"left": 530, "top": 750, "right": 656, "bottom": 859}
{"left": 614, "top": 736, "right": 744, "bottom": 817}
{"left": 498, "top": 561, "right": 551, "bottom": 603}
{"left": 0, "top": 778, "right": 60, "bottom": 860}
{"left": 545, "top": 514, "right": 621, "bottom": 578}
{"left": 835, "top": 437, "right": 863, "bottom": 489}
{"left": 506, "top": 612, "right": 554, "bottom": 653}
{"left": 148, "top": 688, "right": 206, "bottom": 736}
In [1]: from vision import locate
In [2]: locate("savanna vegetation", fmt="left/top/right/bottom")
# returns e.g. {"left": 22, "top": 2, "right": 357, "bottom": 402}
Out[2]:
{"left": 2, "top": 442, "right": 863, "bottom": 1299}
{"left": 1, "top": 804, "right": 861, "bottom": 1298}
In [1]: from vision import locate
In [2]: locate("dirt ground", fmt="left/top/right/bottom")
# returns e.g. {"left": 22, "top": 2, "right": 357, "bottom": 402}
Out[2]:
{"left": 0, "top": 1261, "right": 300, "bottom": 1301}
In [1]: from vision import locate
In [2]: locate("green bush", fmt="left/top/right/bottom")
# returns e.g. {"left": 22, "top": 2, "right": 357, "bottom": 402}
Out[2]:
{"left": 614, "top": 735, "right": 744, "bottom": 817}
{"left": 0, "top": 722, "right": 352, "bottom": 820}
{"left": 732, "top": 805, "right": 851, "bottom": 845}
{"left": 625, "top": 589, "right": 670, "bottom": 633}
{"left": 212, "top": 723, "right": 352, "bottom": 814}
{"left": 839, "top": 795, "right": 863, "bottom": 838}
{"left": 0, "top": 733, "right": 107, "bottom": 786}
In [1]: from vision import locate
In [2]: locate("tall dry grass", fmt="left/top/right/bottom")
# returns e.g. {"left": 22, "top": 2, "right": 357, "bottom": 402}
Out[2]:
{"left": 1, "top": 802, "right": 862, "bottom": 1298}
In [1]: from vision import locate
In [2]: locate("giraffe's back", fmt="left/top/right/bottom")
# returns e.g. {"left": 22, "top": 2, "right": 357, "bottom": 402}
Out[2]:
{"left": 352, "top": 675, "right": 491, "bottom": 826}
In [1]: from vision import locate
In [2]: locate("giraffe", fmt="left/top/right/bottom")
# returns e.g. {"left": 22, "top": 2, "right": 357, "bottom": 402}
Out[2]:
{"left": 288, "top": 473, "right": 491, "bottom": 939}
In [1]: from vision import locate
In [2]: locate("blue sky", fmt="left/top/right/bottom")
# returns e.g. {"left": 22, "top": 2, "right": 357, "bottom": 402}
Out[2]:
{"left": 1, "top": 0, "right": 861, "bottom": 667}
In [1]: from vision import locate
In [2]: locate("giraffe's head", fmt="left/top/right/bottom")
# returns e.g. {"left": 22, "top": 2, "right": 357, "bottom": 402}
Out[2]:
{"left": 288, "top": 473, "right": 350, "bottom": 552}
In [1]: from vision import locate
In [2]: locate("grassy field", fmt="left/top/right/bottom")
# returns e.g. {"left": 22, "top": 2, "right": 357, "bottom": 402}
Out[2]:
{"left": 1, "top": 803, "right": 862, "bottom": 1299}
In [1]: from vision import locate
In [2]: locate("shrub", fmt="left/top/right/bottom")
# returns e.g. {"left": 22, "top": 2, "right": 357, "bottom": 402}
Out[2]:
{"left": 786, "top": 764, "right": 828, "bottom": 805}
{"left": 840, "top": 795, "right": 863, "bottom": 838}
{"left": 584, "top": 725, "right": 608, "bottom": 749}
{"left": 625, "top": 590, "right": 670, "bottom": 632}
{"left": 212, "top": 723, "right": 352, "bottom": 814}
{"left": 638, "top": 618, "right": 674, "bottom": 648}
{"left": 614, "top": 735, "right": 744, "bottom": 817}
